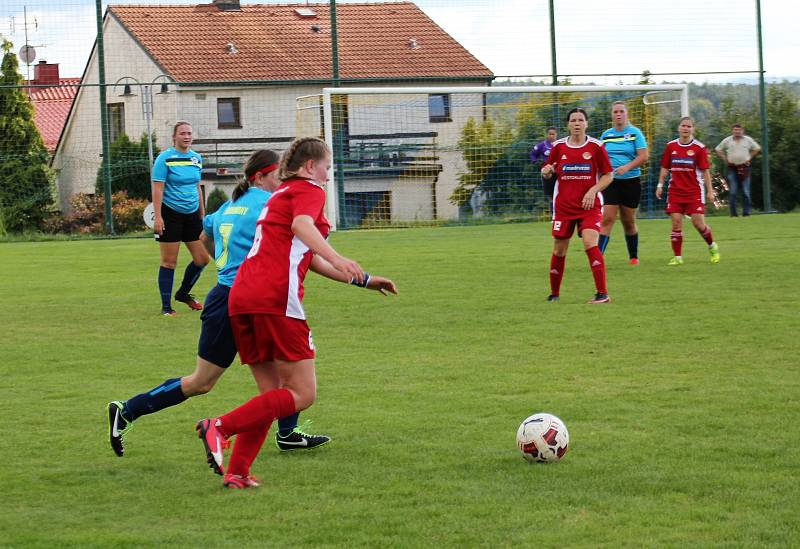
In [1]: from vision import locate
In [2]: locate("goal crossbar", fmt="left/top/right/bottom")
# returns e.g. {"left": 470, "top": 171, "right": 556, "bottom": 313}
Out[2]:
{"left": 319, "top": 84, "right": 689, "bottom": 230}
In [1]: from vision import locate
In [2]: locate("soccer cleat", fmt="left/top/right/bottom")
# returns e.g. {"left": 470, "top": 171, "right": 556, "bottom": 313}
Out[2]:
{"left": 546, "top": 294, "right": 560, "bottom": 302}
{"left": 276, "top": 422, "right": 331, "bottom": 452}
{"left": 196, "top": 418, "right": 226, "bottom": 475}
{"left": 161, "top": 308, "right": 177, "bottom": 316}
{"left": 107, "top": 401, "right": 134, "bottom": 457}
{"left": 175, "top": 291, "right": 203, "bottom": 311}
{"left": 587, "top": 293, "right": 611, "bottom": 304}
{"left": 709, "top": 243, "right": 720, "bottom": 264}
{"left": 629, "top": 258, "right": 639, "bottom": 266}
{"left": 667, "top": 256, "right": 684, "bottom": 266}
{"left": 223, "top": 474, "right": 262, "bottom": 489}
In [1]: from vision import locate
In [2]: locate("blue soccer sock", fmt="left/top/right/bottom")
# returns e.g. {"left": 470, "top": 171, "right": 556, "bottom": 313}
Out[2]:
{"left": 598, "top": 234, "right": 610, "bottom": 253}
{"left": 158, "top": 266, "right": 175, "bottom": 311}
{"left": 177, "top": 262, "right": 205, "bottom": 296}
{"left": 625, "top": 233, "right": 639, "bottom": 259}
{"left": 122, "top": 378, "right": 188, "bottom": 422}
{"left": 277, "top": 412, "right": 300, "bottom": 436}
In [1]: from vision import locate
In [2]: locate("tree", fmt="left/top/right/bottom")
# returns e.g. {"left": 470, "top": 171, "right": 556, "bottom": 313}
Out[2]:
{"left": 0, "top": 39, "right": 54, "bottom": 233}
{"left": 96, "top": 132, "right": 160, "bottom": 200}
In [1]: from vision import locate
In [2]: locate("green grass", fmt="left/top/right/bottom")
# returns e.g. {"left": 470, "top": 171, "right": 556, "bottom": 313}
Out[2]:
{"left": 1, "top": 214, "right": 799, "bottom": 547}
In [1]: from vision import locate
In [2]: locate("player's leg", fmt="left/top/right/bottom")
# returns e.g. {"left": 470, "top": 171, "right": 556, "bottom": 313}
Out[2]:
{"left": 548, "top": 220, "right": 573, "bottom": 301}
{"left": 598, "top": 180, "right": 620, "bottom": 253}
{"left": 599, "top": 204, "right": 617, "bottom": 253}
{"left": 108, "top": 358, "right": 225, "bottom": 457}
{"left": 158, "top": 241, "right": 180, "bottom": 315}
{"left": 224, "top": 362, "right": 280, "bottom": 487}
{"left": 175, "top": 224, "right": 209, "bottom": 311}
{"left": 668, "top": 213, "right": 684, "bottom": 265}
{"left": 620, "top": 178, "right": 641, "bottom": 264}
{"left": 727, "top": 166, "right": 739, "bottom": 216}
{"left": 691, "top": 213, "right": 719, "bottom": 263}
{"left": 581, "top": 227, "right": 609, "bottom": 303}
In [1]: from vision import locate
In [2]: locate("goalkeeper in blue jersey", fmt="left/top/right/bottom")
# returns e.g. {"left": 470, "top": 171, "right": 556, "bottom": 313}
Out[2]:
{"left": 599, "top": 102, "right": 648, "bottom": 264}
{"left": 108, "top": 150, "right": 330, "bottom": 468}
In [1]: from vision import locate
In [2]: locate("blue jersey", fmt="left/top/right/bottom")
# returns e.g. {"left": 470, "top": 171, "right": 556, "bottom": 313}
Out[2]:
{"left": 600, "top": 125, "right": 647, "bottom": 179}
{"left": 203, "top": 187, "right": 272, "bottom": 287}
{"left": 152, "top": 147, "right": 203, "bottom": 214}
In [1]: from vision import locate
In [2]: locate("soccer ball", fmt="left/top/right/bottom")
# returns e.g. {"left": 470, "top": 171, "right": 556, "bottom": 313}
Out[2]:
{"left": 516, "top": 413, "right": 569, "bottom": 463}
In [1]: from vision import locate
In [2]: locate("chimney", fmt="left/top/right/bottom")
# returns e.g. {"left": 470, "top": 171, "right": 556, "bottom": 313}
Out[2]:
{"left": 212, "top": 0, "right": 241, "bottom": 11}
{"left": 34, "top": 60, "right": 60, "bottom": 86}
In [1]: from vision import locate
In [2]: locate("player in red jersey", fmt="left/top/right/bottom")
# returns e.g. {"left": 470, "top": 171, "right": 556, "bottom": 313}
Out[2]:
{"left": 195, "top": 137, "right": 398, "bottom": 488}
{"left": 656, "top": 117, "right": 720, "bottom": 265}
{"left": 541, "top": 108, "right": 614, "bottom": 304}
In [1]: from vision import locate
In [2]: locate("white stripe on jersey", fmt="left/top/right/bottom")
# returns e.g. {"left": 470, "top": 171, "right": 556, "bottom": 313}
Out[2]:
{"left": 285, "top": 235, "right": 309, "bottom": 320}
{"left": 697, "top": 169, "right": 706, "bottom": 204}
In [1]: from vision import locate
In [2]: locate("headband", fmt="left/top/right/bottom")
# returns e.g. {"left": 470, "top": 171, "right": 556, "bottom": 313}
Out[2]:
{"left": 248, "top": 163, "right": 279, "bottom": 182}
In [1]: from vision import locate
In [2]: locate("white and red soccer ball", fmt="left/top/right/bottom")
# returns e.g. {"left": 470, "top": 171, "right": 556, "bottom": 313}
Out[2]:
{"left": 516, "top": 413, "right": 569, "bottom": 463}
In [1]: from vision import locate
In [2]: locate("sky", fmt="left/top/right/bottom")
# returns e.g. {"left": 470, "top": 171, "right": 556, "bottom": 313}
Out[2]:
{"left": 2, "top": 0, "right": 797, "bottom": 83}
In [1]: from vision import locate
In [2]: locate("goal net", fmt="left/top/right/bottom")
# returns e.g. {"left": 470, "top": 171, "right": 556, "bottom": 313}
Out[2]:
{"left": 296, "top": 85, "right": 688, "bottom": 230}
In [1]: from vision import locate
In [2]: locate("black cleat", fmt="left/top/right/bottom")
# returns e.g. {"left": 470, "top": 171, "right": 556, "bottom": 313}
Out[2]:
{"left": 587, "top": 293, "right": 611, "bottom": 304}
{"left": 547, "top": 295, "right": 560, "bottom": 302}
{"left": 276, "top": 425, "right": 331, "bottom": 452}
{"left": 107, "top": 401, "right": 133, "bottom": 457}
{"left": 175, "top": 291, "right": 203, "bottom": 311}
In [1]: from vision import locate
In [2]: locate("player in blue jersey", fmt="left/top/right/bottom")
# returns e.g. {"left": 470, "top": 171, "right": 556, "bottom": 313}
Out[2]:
{"left": 152, "top": 121, "right": 210, "bottom": 316}
{"left": 108, "top": 150, "right": 330, "bottom": 467}
{"left": 599, "top": 102, "right": 648, "bottom": 264}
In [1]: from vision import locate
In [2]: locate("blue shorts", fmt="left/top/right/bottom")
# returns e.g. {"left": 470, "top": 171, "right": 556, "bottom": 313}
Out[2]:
{"left": 197, "top": 284, "right": 237, "bottom": 368}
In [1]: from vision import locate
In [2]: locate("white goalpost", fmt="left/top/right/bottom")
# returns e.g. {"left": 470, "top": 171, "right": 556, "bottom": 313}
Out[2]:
{"left": 297, "top": 84, "right": 689, "bottom": 230}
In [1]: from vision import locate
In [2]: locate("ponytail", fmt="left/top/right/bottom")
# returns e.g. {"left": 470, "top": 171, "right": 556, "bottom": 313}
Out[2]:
{"left": 234, "top": 149, "right": 280, "bottom": 201}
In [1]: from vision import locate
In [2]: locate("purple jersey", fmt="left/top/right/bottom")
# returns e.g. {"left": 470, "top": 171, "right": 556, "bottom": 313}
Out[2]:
{"left": 530, "top": 140, "right": 554, "bottom": 163}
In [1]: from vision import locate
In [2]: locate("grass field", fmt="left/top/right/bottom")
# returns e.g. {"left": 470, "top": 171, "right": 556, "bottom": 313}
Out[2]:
{"left": 2, "top": 214, "right": 799, "bottom": 547}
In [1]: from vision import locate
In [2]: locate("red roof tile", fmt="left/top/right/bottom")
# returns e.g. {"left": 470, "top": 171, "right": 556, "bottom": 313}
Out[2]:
{"left": 109, "top": 3, "right": 493, "bottom": 82}
{"left": 26, "top": 78, "right": 80, "bottom": 152}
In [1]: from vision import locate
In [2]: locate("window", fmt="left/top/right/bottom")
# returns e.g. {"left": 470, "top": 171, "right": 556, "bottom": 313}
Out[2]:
{"left": 217, "top": 98, "right": 241, "bottom": 128}
{"left": 428, "top": 94, "right": 451, "bottom": 123}
{"left": 107, "top": 103, "right": 125, "bottom": 143}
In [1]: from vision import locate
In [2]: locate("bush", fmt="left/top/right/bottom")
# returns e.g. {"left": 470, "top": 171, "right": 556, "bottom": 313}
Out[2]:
{"left": 95, "top": 133, "right": 159, "bottom": 200}
{"left": 44, "top": 191, "right": 149, "bottom": 235}
{"left": 206, "top": 187, "right": 229, "bottom": 215}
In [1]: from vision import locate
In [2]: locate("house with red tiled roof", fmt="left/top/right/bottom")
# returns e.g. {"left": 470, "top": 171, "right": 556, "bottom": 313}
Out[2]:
{"left": 26, "top": 62, "right": 79, "bottom": 153}
{"left": 53, "top": 0, "right": 494, "bottom": 221}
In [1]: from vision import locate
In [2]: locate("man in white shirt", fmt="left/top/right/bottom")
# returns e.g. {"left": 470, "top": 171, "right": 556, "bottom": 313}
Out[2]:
{"left": 715, "top": 124, "right": 761, "bottom": 217}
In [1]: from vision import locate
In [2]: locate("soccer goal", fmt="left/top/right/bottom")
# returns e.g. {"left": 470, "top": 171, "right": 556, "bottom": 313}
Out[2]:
{"left": 296, "top": 85, "right": 688, "bottom": 230}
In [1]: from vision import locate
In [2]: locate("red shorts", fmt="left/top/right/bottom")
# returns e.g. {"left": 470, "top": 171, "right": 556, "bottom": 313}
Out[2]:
{"left": 552, "top": 210, "right": 602, "bottom": 239}
{"left": 231, "top": 313, "right": 316, "bottom": 364}
{"left": 665, "top": 197, "right": 705, "bottom": 216}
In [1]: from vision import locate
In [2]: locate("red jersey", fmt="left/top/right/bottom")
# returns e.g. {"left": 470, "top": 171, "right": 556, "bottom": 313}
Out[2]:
{"left": 544, "top": 137, "right": 612, "bottom": 219}
{"left": 229, "top": 178, "right": 330, "bottom": 320}
{"left": 660, "top": 139, "right": 710, "bottom": 202}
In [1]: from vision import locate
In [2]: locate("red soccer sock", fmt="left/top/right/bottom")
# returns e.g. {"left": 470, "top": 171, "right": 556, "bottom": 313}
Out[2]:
{"left": 698, "top": 225, "right": 714, "bottom": 245}
{"left": 670, "top": 231, "right": 683, "bottom": 256}
{"left": 549, "top": 254, "right": 566, "bottom": 296}
{"left": 218, "top": 388, "right": 296, "bottom": 437}
{"left": 585, "top": 246, "right": 607, "bottom": 295}
{"left": 227, "top": 426, "right": 270, "bottom": 478}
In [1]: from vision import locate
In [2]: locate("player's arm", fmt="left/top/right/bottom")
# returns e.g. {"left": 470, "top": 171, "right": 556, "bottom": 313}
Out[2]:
{"left": 702, "top": 169, "right": 715, "bottom": 203}
{"left": 200, "top": 231, "right": 214, "bottom": 255}
{"left": 151, "top": 181, "right": 165, "bottom": 235}
{"left": 309, "top": 255, "right": 398, "bottom": 296}
{"left": 540, "top": 145, "right": 556, "bottom": 178}
{"left": 582, "top": 171, "right": 613, "bottom": 210}
{"left": 291, "top": 215, "right": 364, "bottom": 284}
{"left": 656, "top": 167, "right": 669, "bottom": 199}
{"left": 616, "top": 147, "right": 648, "bottom": 176}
